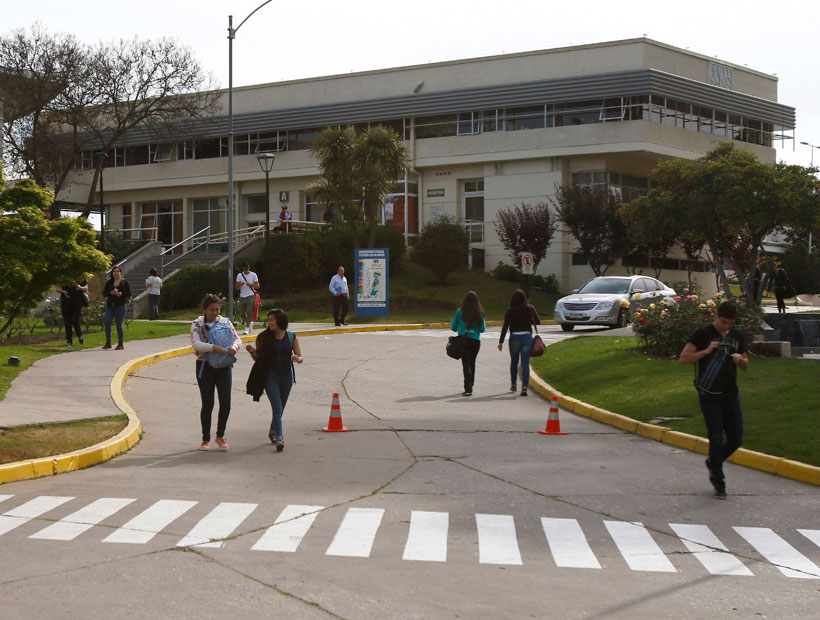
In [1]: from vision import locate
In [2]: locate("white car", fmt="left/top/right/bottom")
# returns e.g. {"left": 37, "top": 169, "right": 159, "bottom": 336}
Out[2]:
{"left": 554, "top": 275, "right": 677, "bottom": 331}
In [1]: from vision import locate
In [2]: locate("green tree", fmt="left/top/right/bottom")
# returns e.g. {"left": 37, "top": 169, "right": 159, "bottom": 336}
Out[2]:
{"left": 0, "top": 178, "right": 109, "bottom": 337}
{"left": 494, "top": 202, "right": 557, "bottom": 273}
{"left": 623, "top": 143, "right": 820, "bottom": 305}
{"left": 412, "top": 215, "right": 469, "bottom": 284}
{"left": 550, "top": 184, "right": 631, "bottom": 276}
{"left": 308, "top": 125, "right": 409, "bottom": 248}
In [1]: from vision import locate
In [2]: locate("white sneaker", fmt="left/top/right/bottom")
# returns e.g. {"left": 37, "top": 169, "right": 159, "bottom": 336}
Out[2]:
{"left": 243, "top": 327, "right": 250, "bottom": 335}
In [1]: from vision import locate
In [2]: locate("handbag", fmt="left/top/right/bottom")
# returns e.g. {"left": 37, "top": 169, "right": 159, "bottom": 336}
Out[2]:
{"left": 446, "top": 335, "right": 464, "bottom": 360}
{"left": 530, "top": 323, "right": 545, "bottom": 358}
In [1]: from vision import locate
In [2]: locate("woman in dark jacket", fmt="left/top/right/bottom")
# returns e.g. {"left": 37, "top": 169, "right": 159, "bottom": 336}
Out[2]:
{"left": 55, "top": 281, "right": 88, "bottom": 347}
{"left": 498, "top": 289, "right": 541, "bottom": 396}
{"left": 246, "top": 308, "right": 303, "bottom": 452}
{"left": 102, "top": 265, "right": 131, "bottom": 350}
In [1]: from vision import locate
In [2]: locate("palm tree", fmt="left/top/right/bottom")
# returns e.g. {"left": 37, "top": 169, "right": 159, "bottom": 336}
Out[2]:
{"left": 308, "top": 125, "right": 409, "bottom": 248}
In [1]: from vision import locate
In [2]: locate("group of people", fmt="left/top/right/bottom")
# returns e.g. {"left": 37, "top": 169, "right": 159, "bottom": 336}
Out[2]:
{"left": 190, "top": 294, "right": 303, "bottom": 453}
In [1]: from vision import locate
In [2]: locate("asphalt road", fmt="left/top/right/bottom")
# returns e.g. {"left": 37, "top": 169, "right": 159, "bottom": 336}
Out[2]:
{"left": 1, "top": 326, "right": 818, "bottom": 619}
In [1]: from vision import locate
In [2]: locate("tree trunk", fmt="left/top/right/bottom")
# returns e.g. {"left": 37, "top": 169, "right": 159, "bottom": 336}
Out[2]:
{"left": 80, "top": 161, "right": 103, "bottom": 219}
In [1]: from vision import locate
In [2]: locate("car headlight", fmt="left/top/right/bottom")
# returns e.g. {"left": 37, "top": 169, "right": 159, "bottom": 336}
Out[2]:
{"left": 555, "top": 300, "right": 563, "bottom": 310}
{"left": 596, "top": 300, "right": 614, "bottom": 311}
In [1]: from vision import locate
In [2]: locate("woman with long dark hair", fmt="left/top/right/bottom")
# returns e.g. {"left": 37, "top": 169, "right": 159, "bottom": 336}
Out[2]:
{"left": 450, "top": 290, "right": 486, "bottom": 396}
{"left": 498, "top": 289, "right": 541, "bottom": 396}
{"left": 102, "top": 266, "right": 131, "bottom": 350}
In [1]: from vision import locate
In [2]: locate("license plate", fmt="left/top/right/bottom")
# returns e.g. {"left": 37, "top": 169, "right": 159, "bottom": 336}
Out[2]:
{"left": 566, "top": 313, "right": 585, "bottom": 320}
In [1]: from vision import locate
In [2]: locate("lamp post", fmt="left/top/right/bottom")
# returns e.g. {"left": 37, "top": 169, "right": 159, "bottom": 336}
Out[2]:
{"left": 227, "top": 0, "right": 274, "bottom": 322}
{"left": 256, "top": 152, "right": 275, "bottom": 244}
{"left": 95, "top": 151, "right": 109, "bottom": 252}
{"left": 799, "top": 141, "right": 819, "bottom": 253}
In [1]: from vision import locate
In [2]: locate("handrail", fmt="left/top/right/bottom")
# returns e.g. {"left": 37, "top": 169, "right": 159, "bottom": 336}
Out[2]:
{"left": 160, "top": 226, "right": 211, "bottom": 256}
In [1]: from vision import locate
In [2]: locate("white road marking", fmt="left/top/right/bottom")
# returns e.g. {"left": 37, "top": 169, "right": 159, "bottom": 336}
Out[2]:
{"left": 605, "top": 521, "right": 676, "bottom": 573}
{"left": 177, "top": 502, "right": 257, "bottom": 548}
{"left": 0, "top": 496, "right": 74, "bottom": 537}
{"left": 326, "top": 507, "right": 385, "bottom": 557}
{"left": 30, "top": 498, "right": 136, "bottom": 541}
{"left": 403, "top": 510, "right": 449, "bottom": 562}
{"left": 476, "top": 514, "right": 522, "bottom": 565}
{"left": 734, "top": 527, "right": 820, "bottom": 579}
{"left": 798, "top": 529, "right": 820, "bottom": 550}
{"left": 103, "top": 499, "right": 197, "bottom": 544}
{"left": 669, "top": 523, "right": 753, "bottom": 576}
{"left": 0, "top": 495, "right": 13, "bottom": 505}
{"left": 541, "top": 517, "right": 601, "bottom": 569}
{"left": 252, "top": 505, "right": 324, "bottom": 552}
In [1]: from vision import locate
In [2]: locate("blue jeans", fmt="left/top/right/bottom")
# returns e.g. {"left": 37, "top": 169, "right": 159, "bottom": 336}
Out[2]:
{"left": 196, "top": 361, "right": 232, "bottom": 441}
{"left": 104, "top": 305, "right": 127, "bottom": 345}
{"left": 699, "top": 391, "right": 744, "bottom": 482}
{"left": 508, "top": 333, "right": 533, "bottom": 387}
{"left": 265, "top": 367, "right": 293, "bottom": 442}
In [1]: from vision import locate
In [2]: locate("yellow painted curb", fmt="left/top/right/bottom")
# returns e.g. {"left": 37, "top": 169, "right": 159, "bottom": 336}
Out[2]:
{"left": 0, "top": 322, "right": 492, "bottom": 485}
{"left": 528, "top": 340, "right": 820, "bottom": 486}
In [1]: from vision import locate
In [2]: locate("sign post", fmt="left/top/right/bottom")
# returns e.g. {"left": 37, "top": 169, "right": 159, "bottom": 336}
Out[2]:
{"left": 354, "top": 248, "right": 389, "bottom": 317}
{"left": 521, "top": 252, "right": 534, "bottom": 297}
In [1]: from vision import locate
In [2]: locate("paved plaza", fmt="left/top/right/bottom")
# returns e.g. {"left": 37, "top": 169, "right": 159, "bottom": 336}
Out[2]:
{"left": 0, "top": 325, "right": 818, "bottom": 619}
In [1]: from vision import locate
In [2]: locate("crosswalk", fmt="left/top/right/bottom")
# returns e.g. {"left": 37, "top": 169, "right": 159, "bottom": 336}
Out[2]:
{"left": 2, "top": 495, "right": 819, "bottom": 579}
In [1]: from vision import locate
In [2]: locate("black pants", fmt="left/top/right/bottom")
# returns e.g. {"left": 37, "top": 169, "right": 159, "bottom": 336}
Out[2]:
{"left": 148, "top": 294, "right": 160, "bottom": 320}
{"left": 332, "top": 294, "right": 349, "bottom": 325}
{"left": 460, "top": 337, "right": 481, "bottom": 391}
{"left": 699, "top": 392, "right": 744, "bottom": 482}
{"left": 62, "top": 308, "right": 83, "bottom": 343}
{"left": 196, "top": 361, "right": 232, "bottom": 442}
{"left": 774, "top": 288, "right": 787, "bottom": 313}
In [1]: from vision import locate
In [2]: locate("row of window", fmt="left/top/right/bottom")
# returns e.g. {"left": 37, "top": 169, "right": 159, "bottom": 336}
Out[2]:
{"left": 74, "top": 91, "right": 789, "bottom": 170}
{"left": 571, "top": 171, "right": 650, "bottom": 203}
{"left": 572, "top": 252, "right": 714, "bottom": 273}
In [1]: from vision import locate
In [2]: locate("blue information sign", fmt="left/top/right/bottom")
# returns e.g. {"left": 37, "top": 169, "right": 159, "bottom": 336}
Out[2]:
{"left": 353, "top": 248, "right": 389, "bottom": 317}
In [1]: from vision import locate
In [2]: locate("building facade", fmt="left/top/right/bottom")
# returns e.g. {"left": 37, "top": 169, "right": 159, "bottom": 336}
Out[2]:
{"left": 59, "top": 38, "right": 795, "bottom": 293}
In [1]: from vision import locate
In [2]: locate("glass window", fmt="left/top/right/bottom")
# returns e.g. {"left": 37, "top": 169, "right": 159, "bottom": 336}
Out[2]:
{"left": 728, "top": 115, "right": 742, "bottom": 140}
{"left": 122, "top": 205, "right": 132, "bottom": 239}
{"left": 252, "top": 131, "right": 286, "bottom": 153}
{"left": 247, "top": 195, "right": 268, "bottom": 214}
{"left": 415, "top": 115, "right": 458, "bottom": 139}
{"left": 714, "top": 111, "right": 727, "bottom": 137}
{"left": 743, "top": 118, "right": 762, "bottom": 145}
{"left": 482, "top": 109, "right": 499, "bottom": 132}
{"left": 571, "top": 253, "right": 588, "bottom": 266}
{"left": 505, "top": 106, "right": 545, "bottom": 131}
{"left": 287, "top": 127, "right": 320, "bottom": 150}
{"left": 458, "top": 112, "right": 480, "bottom": 136}
{"left": 555, "top": 100, "right": 601, "bottom": 126}
{"left": 125, "top": 145, "right": 149, "bottom": 166}
{"left": 374, "top": 119, "right": 407, "bottom": 139}
{"left": 601, "top": 97, "right": 625, "bottom": 121}
{"left": 194, "top": 138, "right": 220, "bottom": 159}
{"left": 662, "top": 98, "right": 678, "bottom": 127}
{"left": 151, "top": 143, "right": 174, "bottom": 162}
{"left": 697, "top": 106, "right": 713, "bottom": 133}
{"left": 304, "top": 193, "right": 321, "bottom": 222}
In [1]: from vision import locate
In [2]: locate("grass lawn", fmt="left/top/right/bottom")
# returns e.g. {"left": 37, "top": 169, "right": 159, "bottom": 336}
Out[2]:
{"left": 163, "top": 263, "right": 561, "bottom": 325}
{"left": 531, "top": 335, "right": 820, "bottom": 466}
{"left": 0, "top": 415, "right": 129, "bottom": 464}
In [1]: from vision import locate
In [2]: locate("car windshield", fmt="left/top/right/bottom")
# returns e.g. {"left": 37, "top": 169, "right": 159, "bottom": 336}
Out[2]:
{"left": 576, "top": 278, "right": 630, "bottom": 295}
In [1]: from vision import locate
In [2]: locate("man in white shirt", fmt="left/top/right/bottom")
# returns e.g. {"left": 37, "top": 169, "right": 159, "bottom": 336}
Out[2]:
{"left": 328, "top": 265, "right": 349, "bottom": 326}
{"left": 235, "top": 263, "right": 260, "bottom": 334}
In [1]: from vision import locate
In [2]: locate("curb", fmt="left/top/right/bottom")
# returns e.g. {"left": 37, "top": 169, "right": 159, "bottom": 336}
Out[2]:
{"left": 528, "top": 343, "right": 820, "bottom": 487}
{"left": 0, "top": 322, "right": 500, "bottom": 485}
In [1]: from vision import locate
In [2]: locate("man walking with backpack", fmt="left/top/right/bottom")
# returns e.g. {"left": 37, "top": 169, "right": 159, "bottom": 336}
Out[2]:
{"left": 235, "top": 263, "right": 260, "bottom": 334}
{"left": 679, "top": 300, "right": 749, "bottom": 499}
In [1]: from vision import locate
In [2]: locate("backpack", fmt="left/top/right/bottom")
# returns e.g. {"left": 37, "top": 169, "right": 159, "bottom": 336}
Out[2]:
{"left": 693, "top": 348, "right": 729, "bottom": 396}
{"left": 199, "top": 320, "right": 238, "bottom": 377}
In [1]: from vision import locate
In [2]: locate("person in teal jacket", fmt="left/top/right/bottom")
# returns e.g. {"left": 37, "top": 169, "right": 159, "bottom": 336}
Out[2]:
{"left": 451, "top": 290, "right": 486, "bottom": 396}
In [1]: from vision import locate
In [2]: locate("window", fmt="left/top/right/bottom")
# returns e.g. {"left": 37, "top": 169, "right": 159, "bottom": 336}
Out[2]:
{"left": 415, "top": 115, "right": 458, "bottom": 139}
{"left": 252, "top": 131, "right": 287, "bottom": 153}
{"left": 287, "top": 127, "right": 320, "bottom": 150}
{"left": 194, "top": 138, "right": 220, "bottom": 159}
{"left": 714, "top": 111, "right": 728, "bottom": 137}
{"left": 151, "top": 143, "right": 174, "bottom": 162}
{"left": 247, "top": 195, "right": 268, "bottom": 215}
{"left": 555, "top": 100, "right": 600, "bottom": 126}
{"left": 505, "top": 106, "right": 545, "bottom": 131}
{"left": 373, "top": 119, "right": 408, "bottom": 140}
{"left": 191, "top": 197, "right": 227, "bottom": 239}
{"left": 122, "top": 205, "right": 132, "bottom": 240}
{"left": 178, "top": 141, "right": 195, "bottom": 160}
{"left": 304, "top": 193, "right": 321, "bottom": 222}
{"left": 482, "top": 109, "right": 500, "bottom": 132}
{"left": 125, "top": 145, "right": 149, "bottom": 166}
{"left": 462, "top": 180, "right": 484, "bottom": 244}
{"left": 572, "top": 253, "right": 588, "bottom": 266}
{"left": 696, "top": 106, "right": 713, "bottom": 133}
{"left": 457, "top": 112, "right": 481, "bottom": 136}
{"left": 601, "top": 97, "right": 626, "bottom": 121}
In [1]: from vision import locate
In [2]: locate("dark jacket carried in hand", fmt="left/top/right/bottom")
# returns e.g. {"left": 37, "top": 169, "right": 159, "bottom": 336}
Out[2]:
{"left": 246, "top": 329, "right": 295, "bottom": 401}
{"left": 102, "top": 278, "right": 131, "bottom": 307}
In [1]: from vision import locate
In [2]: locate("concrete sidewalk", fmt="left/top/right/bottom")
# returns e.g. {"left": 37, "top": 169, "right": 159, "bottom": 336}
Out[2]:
{"left": 0, "top": 322, "right": 330, "bottom": 429}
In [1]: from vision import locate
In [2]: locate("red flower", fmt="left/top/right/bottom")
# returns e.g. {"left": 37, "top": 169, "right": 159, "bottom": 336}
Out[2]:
{"left": 639, "top": 318, "right": 646, "bottom": 324}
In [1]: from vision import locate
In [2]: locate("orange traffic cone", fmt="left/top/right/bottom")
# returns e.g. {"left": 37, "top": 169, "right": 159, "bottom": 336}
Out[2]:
{"left": 539, "top": 396, "right": 568, "bottom": 435}
{"left": 323, "top": 392, "right": 349, "bottom": 432}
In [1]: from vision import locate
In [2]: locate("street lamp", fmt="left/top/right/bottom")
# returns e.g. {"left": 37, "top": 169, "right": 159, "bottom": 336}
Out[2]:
{"left": 227, "top": 0, "right": 274, "bottom": 321}
{"left": 256, "top": 152, "right": 275, "bottom": 244}
{"left": 800, "top": 141, "right": 820, "bottom": 168}
{"left": 95, "top": 151, "right": 109, "bottom": 253}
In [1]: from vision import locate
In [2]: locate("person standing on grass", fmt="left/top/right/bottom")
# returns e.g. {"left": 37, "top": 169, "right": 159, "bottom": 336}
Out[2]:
{"left": 144, "top": 267, "right": 162, "bottom": 321}
{"left": 679, "top": 300, "right": 749, "bottom": 499}
{"left": 102, "top": 266, "right": 131, "bottom": 350}
{"left": 329, "top": 266, "right": 349, "bottom": 326}
{"left": 768, "top": 263, "right": 792, "bottom": 314}
{"left": 497, "top": 288, "right": 541, "bottom": 396}
{"left": 451, "top": 290, "right": 486, "bottom": 397}
{"left": 235, "top": 263, "right": 260, "bottom": 335}
{"left": 191, "top": 294, "right": 242, "bottom": 451}
{"left": 55, "top": 281, "right": 88, "bottom": 347}
{"left": 245, "top": 308, "right": 303, "bottom": 452}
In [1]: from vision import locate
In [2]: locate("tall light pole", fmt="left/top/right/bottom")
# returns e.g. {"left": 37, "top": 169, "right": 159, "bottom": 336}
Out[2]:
{"left": 227, "top": 0, "right": 274, "bottom": 321}
{"left": 799, "top": 141, "right": 819, "bottom": 253}
{"left": 256, "top": 152, "right": 275, "bottom": 245}
{"left": 95, "top": 151, "right": 109, "bottom": 253}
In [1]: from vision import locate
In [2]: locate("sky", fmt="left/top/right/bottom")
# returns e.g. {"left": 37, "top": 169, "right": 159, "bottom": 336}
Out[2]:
{"left": 4, "top": 0, "right": 820, "bottom": 168}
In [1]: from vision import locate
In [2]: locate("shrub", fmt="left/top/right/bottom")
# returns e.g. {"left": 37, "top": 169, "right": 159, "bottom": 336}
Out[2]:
{"left": 631, "top": 287, "right": 763, "bottom": 357}
{"left": 266, "top": 234, "right": 323, "bottom": 294}
{"left": 492, "top": 261, "right": 520, "bottom": 283}
{"left": 781, "top": 243, "right": 820, "bottom": 295}
{"left": 533, "top": 273, "right": 559, "bottom": 294}
{"left": 372, "top": 224, "right": 407, "bottom": 269}
{"left": 493, "top": 262, "right": 559, "bottom": 293}
{"left": 161, "top": 264, "right": 227, "bottom": 311}
{"left": 411, "top": 215, "right": 469, "bottom": 284}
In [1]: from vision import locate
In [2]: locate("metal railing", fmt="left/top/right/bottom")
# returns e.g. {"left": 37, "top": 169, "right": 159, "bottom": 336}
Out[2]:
{"left": 160, "top": 226, "right": 211, "bottom": 276}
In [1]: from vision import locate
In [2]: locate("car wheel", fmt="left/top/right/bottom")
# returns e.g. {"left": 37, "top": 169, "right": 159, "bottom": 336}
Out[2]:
{"left": 614, "top": 308, "right": 627, "bottom": 329}
{"left": 560, "top": 324, "right": 575, "bottom": 332}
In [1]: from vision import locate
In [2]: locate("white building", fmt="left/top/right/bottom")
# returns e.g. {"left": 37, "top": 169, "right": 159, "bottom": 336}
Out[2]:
{"left": 59, "top": 37, "right": 794, "bottom": 293}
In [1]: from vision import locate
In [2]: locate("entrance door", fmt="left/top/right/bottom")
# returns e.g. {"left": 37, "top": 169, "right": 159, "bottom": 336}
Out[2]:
{"left": 462, "top": 180, "right": 485, "bottom": 269}
{"left": 141, "top": 201, "right": 183, "bottom": 253}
